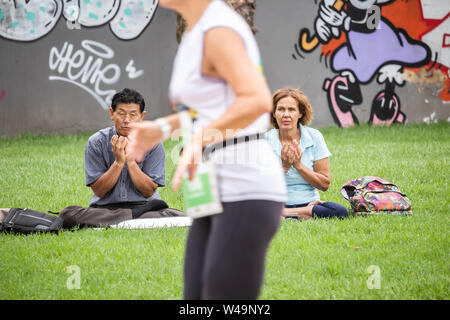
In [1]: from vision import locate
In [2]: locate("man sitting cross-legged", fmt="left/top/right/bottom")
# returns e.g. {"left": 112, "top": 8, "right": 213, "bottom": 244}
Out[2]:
{"left": 59, "top": 88, "right": 183, "bottom": 228}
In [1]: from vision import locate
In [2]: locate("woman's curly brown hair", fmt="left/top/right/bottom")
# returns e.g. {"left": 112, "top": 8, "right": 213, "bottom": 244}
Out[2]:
{"left": 271, "top": 87, "right": 314, "bottom": 128}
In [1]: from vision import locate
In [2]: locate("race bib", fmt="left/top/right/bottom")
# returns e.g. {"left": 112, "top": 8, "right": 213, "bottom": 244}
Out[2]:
{"left": 182, "top": 161, "right": 223, "bottom": 219}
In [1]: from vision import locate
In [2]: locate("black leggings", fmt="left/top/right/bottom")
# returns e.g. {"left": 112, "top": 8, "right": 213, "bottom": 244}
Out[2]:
{"left": 183, "top": 200, "right": 283, "bottom": 300}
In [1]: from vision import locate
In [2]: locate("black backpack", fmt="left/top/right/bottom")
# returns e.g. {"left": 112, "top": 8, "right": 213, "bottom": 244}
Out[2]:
{"left": 0, "top": 208, "right": 63, "bottom": 234}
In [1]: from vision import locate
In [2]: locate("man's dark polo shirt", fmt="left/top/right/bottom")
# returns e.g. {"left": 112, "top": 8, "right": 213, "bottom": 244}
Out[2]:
{"left": 85, "top": 126, "right": 166, "bottom": 206}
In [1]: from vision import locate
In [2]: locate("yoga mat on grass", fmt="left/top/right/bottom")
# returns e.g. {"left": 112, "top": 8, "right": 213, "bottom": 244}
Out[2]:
{"left": 109, "top": 217, "right": 193, "bottom": 229}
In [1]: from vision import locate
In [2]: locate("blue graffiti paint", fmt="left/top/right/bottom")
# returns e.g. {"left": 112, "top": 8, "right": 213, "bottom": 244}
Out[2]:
{"left": 124, "top": 8, "right": 132, "bottom": 16}
{"left": 0, "top": 0, "right": 159, "bottom": 41}
{"left": 89, "top": 12, "right": 99, "bottom": 20}
{"left": 26, "top": 12, "right": 35, "bottom": 22}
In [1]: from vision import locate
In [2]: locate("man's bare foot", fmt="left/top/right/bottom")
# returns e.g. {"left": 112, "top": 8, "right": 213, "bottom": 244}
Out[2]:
{"left": 0, "top": 208, "right": 10, "bottom": 223}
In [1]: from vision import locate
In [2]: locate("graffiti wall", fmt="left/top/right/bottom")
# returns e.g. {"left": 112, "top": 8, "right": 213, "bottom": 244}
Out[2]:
{"left": 256, "top": 0, "right": 450, "bottom": 128}
{"left": 0, "top": 0, "right": 158, "bottom": 41}
{"left": 0, "top": 0, "right": 177, "bottom": 136}
{"left": 0, "top": 0, "right": 449, "bottom": 136}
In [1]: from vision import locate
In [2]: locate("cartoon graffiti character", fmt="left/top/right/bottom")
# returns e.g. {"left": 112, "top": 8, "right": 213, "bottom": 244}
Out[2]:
{"left": 303, "top": 0, "right": 432, "bottom": 127}
{"left": 0, "top": 0, "right": 159, "bottom": 41}
{"left": 110, "top": 0, "right": 159, "bottom": 40}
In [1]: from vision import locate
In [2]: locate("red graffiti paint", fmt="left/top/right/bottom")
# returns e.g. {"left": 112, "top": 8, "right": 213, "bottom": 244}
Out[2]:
{"left": 381, "top": 0, "right": 440, "bottom": 40}
{"left": 0, "top": 90, "right": 5, "bottom": 101}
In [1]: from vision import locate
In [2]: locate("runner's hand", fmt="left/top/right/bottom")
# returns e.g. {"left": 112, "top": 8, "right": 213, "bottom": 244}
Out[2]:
{"left": 127, "top": 121, "right": 163, "bottom": 163}
{"left": 172, "top": 132, "right": 204, "bottom": 191}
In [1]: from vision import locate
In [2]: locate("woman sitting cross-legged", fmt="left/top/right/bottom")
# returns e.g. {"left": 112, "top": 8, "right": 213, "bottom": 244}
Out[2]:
{"left": 265, "top": 87, "right": 348, "bottom": 220}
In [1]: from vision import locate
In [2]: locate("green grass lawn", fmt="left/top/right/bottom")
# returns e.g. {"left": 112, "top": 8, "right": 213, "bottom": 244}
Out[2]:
{"left": 0, "top": 123, "right": 448, "bottom": 299}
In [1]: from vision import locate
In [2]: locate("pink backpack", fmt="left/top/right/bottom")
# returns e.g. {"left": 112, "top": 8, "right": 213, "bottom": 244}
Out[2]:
{"left": 340, "top": 176, "right": 412, "bottom": 216}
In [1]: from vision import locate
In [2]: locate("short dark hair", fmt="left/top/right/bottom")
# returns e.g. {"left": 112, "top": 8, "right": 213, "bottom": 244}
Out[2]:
{"left": 111, "top": 88, "right": 146, "bottom": 113}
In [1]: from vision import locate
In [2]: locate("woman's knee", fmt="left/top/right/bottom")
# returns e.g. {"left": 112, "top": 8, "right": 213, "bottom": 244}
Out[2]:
{"left": 327, "top": 202, "right": 348, "bottom": 218}
{"left": 334, "top": 203, "right": 349, "bottom": 218}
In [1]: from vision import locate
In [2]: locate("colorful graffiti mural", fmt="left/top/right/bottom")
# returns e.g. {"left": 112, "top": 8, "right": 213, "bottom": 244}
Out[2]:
{"left": 0, "top": 0, "right": 62, "bottom": 41}
{"left": 0, "top": 0, "right": 158, "bottom": 41}
{"left": 296, "top": 0, "right": 450, "bottom": 127}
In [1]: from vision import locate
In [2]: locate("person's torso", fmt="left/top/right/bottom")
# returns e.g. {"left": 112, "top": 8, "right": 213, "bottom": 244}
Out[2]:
{"left": 265, "top": 127, "right": 327, "bottom": 205}
{"left": 168, "top": 0, "right": 285, "bottom": 203}
{"left": 169, "top": 0, "right": 268, "bottom": 135}
{"left": 88, "top": 126, "right": 162, "bottom": 206}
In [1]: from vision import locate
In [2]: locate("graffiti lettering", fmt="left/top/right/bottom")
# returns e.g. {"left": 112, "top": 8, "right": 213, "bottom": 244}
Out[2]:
{"left": 63, "top": 0, "right": 79, "bottom": 23}
{"left": 49, "top": 40, "right": 124, "bottom": 110}
{"left": 419, "top": 0, "right": 450, "bottom": 103}
{"left": 0, "top": 0, "right": 159, "bottom": 41}
{"left": 126, "top": 59, "right": 144, "bottom": 80}
{"left": 73, "top": 0, "right": 120, "bottom": 27}
{"left": 110, "top": 0, "right": 159, "bottom": 40}
{"left": 0, "top": 0, "right": 62, "bottom": 41}
{"left": 64, "top": 0, "right": 81, "bottom": 30}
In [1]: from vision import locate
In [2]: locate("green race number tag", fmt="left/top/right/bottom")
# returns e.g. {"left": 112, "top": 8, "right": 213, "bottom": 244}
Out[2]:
{"left": 182, "top": 161, "right": 223, "bottom": 219}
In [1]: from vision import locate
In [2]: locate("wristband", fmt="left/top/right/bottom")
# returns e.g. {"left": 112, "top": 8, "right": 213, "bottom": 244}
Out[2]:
{"left": 155, "top": 118, "right": 171, "bottom": 141}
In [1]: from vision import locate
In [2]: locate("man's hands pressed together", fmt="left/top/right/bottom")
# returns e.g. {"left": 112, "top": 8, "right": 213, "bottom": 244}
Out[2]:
{"left": 111, "top": 135, "right": 135, "bottom": 166}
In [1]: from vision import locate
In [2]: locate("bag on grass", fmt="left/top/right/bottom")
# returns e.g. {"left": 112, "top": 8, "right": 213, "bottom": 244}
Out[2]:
{"left": 0, "top": 208, "right": 63, "bottom": 234}
{"left": 340, "top": 176, "right": 412, "bottom": 216}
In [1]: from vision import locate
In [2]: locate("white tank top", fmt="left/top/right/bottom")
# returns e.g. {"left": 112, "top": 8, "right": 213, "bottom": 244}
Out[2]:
{"left": 169, "top": 0, "right": 286, "bottom": 203}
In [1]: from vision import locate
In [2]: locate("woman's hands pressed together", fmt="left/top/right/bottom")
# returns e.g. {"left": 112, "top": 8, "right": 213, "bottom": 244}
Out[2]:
{"left": 281, "top": 139, "right": 302, "bottom": 173}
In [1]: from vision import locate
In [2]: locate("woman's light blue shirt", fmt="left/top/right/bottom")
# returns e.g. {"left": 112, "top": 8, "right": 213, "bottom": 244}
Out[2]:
{"left": 264, "top": 125, "right": 331, "bottom": 205}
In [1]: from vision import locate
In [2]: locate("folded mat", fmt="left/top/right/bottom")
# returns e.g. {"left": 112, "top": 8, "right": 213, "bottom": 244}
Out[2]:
{"left": 109, "top": 217, "right": 193, "bottom": 229}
